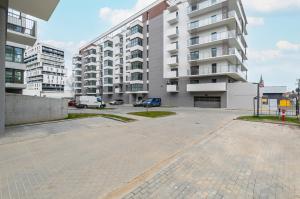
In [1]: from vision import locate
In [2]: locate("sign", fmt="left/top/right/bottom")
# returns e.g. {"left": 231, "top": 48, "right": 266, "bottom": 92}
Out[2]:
{"left": 279, "top": 99, "right": 291, "bottom": 107}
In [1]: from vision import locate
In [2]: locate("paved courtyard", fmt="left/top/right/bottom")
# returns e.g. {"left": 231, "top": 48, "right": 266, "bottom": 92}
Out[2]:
{"left": 0, "top": 107, "right": 299, "bottom": 199}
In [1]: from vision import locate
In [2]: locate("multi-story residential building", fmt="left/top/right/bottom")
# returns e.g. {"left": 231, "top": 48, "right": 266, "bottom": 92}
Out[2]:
{"left": 24, "top": 43, "right": 66, "bottom": 95}
{"left": 0, "top": 0, "right": 60, "bottom": 134}
{"left": 4, "top": 9, "right": 37, "bottom": 94}
{"left": 73, "top": 0, "right": 249, "bottom": 108}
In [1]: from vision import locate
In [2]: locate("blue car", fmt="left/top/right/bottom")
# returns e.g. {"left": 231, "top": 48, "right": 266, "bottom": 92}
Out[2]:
{"left": 143, "top": 98, "right": 161, "bottom": 107}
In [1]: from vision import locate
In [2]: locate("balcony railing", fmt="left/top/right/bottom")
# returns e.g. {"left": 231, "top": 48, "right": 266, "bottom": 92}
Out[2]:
{"left": 7, "top": 11, "right": 37, "bottom": 37}
{"left": 187, "top": 0, "right": 227, "bottom": 15}
{"left": 187, "top": 64, "right": 247, "bottom": 80}
{"left": 188, "top": 31, "right": 236, "bottom": 47}
{"left": 188, "top": 48, "right": 243, "bottom": 63}
{"left": 188, "top": 11, "right": 238, "bottom": 31}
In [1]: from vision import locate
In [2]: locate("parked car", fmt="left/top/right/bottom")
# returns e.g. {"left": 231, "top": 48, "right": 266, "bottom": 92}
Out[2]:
{"left": 76, "top": 96, "right": 106, "bottom": 108}
{"left": 133, "top": 100, "right": 145, "bottom": 107}
{"left": 143, "top": 98, "right": 161, "bottom": 107}
{"left": 109, "top": 99, "right": 124, "bottom": 105}
{"left": 68, "top": 99, "right": 76, "bottom": 107}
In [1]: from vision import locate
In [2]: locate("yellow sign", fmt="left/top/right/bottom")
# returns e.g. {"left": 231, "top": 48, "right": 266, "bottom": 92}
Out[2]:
{"left": 279, "top": 100, "right": 291, "bottom": 107}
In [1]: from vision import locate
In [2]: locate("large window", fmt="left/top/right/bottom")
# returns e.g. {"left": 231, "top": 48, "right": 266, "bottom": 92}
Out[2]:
{"left": 104, "top": 69, "right": 113, "bottom": 76}
{"left": 104, "top": 40, "right": 113, "bottom": 48}
{"left": 131, "top": 72, "right": 143, "bottom": 81}
{"left": 104, "top": 50, "right": 113, "bottom": 57}
{"left": 5, "top": 45, "right": 24, "bottom": 63}
{"left": 104, "top": 60, "right": 113, "bottom": 67}
{"left": 131, "top": 61, "right": 143, "bottom": 70}
{"left": 131, "top": 84, "right": 143, "bottom": 92}
{"left": 131, "top": 50, "right": 143, "bottom": 59}
{"left": 130, "top": 25, "right": 143, "bottom": 35}
{"left": 104, "top": 77, "right": 113, "bottom": 84}
{"left": 5, "top": 69, "right": 24, "bottom": 84}
{"left": 190, "top": 36, "right": 199, "bottom": 45}
{"left": 130, "top": 37, "right": 143, "bottom": 47}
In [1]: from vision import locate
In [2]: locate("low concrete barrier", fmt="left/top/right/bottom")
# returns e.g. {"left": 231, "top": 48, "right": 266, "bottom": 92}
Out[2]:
{"left": 5, "top": 93, "right": 68, "bottom": 126}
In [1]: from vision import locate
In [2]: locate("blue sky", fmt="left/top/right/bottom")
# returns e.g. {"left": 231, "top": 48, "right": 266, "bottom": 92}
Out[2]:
{"left": 38, "top": 0, "right": 300, "bottom": 90}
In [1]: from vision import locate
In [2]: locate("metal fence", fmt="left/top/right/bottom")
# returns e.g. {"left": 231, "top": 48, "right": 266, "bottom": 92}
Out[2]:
{"left": 254, "top": 97, "right": 299, "bottom": 117}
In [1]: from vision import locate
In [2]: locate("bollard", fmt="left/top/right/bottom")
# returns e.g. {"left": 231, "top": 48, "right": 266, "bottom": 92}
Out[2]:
{"left": 282, "top": 110, "right": 286, "bottom": 122}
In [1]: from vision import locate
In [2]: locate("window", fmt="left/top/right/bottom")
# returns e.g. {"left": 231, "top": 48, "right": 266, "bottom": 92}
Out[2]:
{"left": 191, "top": 66, "right": 199, "bottom": 75}
{"left": 104, "top": 69, "right": 113, "bottom": 76}
{"left": 131, "top": 61, "right": 143, "bottom": 70}
{"left": 211, "top": 32, "right": 217, "bottom": 41}
{"left": 104, "top": 60, "right": 113, "bottom": 67}
{"left": 190, "top": 37, "right": 199, "bottom": 45}
{"left": 190, "top": 51, "right": 199, "bottom": 60}
{"left": 211, "top": 15, "right": 217, "bottom": 23}
{"left": 104, "top": 77, "right": 113, "bottom": 84}
{"left": 5, "top": 68, "right": 24, "bottom": 84}
{"left": 5, "top": 45, "right": 24, "bottom": 63}
{"left": 131, "top": 84, "right": 143, "bottom": 92}
{"left": 131, "top": 72, "right": 143, "bottom": 81}
{"left": 211, "top": 48, "right": 217, "bottom": 57}
{"left": 130, "top": 37, "right": 143, "bottom": 47}
{"left": 212, "top": 63, "right": 217, "bottom": 73}
{"left": 191, "top": 4, "right": 198, "bottom": 11}
{"left": 190, "top": 21, "right": 198, "bottom": 29}
{"left": 104, "top": 40, "right": 113, "bottom": 48}
{"left": 104, "top": 50, "right": 113, "bottom": 57}
{"left": 131, "top": 25, "right": 143, "bottom": 35}
{"left": 212, "top": 79, "right": 217, "bottom": 83}
{"left": 131, "top": 50, "right": 143, "bottom": 59}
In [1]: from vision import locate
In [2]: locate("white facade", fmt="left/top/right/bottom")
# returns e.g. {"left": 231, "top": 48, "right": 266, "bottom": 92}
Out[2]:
{"left": 25, "top": 43, "right": 66, "bottom": 94}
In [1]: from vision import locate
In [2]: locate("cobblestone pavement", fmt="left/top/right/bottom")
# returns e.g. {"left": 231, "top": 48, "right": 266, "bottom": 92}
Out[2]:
{"left": 0, "top": 108, "right": 243, "bottom": 199}
{"left": 121, "top": 121, "right": 300, "bottom": 199}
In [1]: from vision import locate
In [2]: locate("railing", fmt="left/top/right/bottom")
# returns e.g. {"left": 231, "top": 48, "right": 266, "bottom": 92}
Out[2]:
{"left": 187, "top": 64, "right": 247, "bottom": 79}
{"left": 188, "top": 11, "right": 237, "bottom": 31}
{"left": 7, "top": 11, "right": 36, "bottom": 37}
{"left": 188, "top": 30, "right": 236, "bottom": 47}
{"left": 187, "top": 0, "right": 227, "bottom": 15}
{"left": 188, "top": 48, "right": 243, "bottom": 62}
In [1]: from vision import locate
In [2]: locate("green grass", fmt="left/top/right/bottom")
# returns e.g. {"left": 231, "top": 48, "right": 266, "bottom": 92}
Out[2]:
{"left": 66, "top": 113, "right": 135, "bottom": 123}
{"left": 238, "top": 115, "right": 300, "bottom": 125}
{"left": 128, "top": 111, "right": 176, "bottom": 118}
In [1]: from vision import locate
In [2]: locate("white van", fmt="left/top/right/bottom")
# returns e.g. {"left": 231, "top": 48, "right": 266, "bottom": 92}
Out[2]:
{"left": 76, "top": 96, "right": 106, "bottom": 108}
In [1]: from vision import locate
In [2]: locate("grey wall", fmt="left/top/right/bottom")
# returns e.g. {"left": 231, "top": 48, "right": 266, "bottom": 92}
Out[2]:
{"left": 0, "top": 2, "right": 8, "bottom": 134}
{"left": 5, "top": 94, "right": 68, "bottom": 126}
{"left": 227, "top": 82, "right": 257, "bottom": 110}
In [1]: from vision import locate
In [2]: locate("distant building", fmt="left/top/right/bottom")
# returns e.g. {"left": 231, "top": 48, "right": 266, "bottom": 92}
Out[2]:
{"left": 24, "top": 42, "right": 66, "bottom": 96}
{"left": 262, "top": 86, "right": 287, "bottom": 100}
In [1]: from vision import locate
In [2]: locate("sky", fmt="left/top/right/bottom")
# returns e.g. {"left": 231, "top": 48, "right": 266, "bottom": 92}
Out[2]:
{"left": 37, "top": 0, "right": 300, "bottom": 90}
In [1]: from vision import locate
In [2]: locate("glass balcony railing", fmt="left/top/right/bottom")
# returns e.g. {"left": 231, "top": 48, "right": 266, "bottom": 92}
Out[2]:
{"left": 187, "top": 0, "right": 227, "bottom": 15}
{"left": 7, "top": 11, "right": 37, "bottom": 37}
{"left": 188, "top": 48, "right": 243, "bottom": 62}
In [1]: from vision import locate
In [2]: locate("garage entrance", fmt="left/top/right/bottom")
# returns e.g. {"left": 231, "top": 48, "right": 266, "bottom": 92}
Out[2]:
{"left": 194, "top": 97, "right": 221, "bottom": 108}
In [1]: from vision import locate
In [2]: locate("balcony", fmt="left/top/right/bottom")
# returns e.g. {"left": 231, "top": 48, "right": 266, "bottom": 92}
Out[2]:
{"left": 166, "top": 12, "right": 178, "bottom": 24}
{"left": 188, "top": 48, "right": 244, "bottom": 65}
{"left": 167, "top": 43, "right": 178, "bottom": 53}
{"left": 187, "top": 82, "right": 227, "bottom": 92}
{"left": 130, "top": 45, "right": 143, "bottom": 52}
{"left": 187, "top": 0, "right": 227, "bottom": 18}
{"left": 130, "top": 57, "right": 143, "bottom": 63}
{"left": 188, "top": 11, "right": 243, "bottom": 34}
{"left": 167, "top": 28, "right": 179, "bottom": 39}
{"left": 129, "top": 32, "right": 143, "bottom": 40}
{"left": 167, "top": 57, "right": 178, "bottom": 66}
{"left": 7, "top": 11, "right": 37, "bottom": 46}
{"left": 167, "top": 85, "right": 179, "bottom": 93}
{"left": 187, "top": 64, "right": 247, "bottom": 81}
{"left": 165, "top": 71, "right": 178, "bottom": 79}
{"left": 168, "top": 3, "right": 178, "bottom": 12}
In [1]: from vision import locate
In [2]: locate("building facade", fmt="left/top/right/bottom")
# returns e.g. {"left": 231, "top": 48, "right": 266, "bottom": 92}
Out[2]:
{"left": 24, "top": 43, "right": 66, "bottom": 96}
{"left": 73, "top": 0, "right": 248, "bottom": 108}
{"left": 0, "top": 0, "right": 60, "bottom": 134}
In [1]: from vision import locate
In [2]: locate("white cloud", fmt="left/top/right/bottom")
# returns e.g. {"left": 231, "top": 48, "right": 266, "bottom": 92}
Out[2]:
{"left": 248, "top": 40, "right": 300, "bottom": 89}
{"left": 99, "top": 0, "right": 157, "bottom": 25}
{"left": 247, "top": 17, "right": 265, "bottom": 27}
{"left": 276, "top": 40, "right": 300, "bottom": 51}
{"left": 243, "top": 0, "right": 300, "bottom": 12}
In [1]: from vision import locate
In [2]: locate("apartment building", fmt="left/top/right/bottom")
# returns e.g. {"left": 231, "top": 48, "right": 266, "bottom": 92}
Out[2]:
{"left": 0, "top": 0, "right": 60, "bottom": 134}
{"left": 73, "top": 0, "right": 250, "bottom": 108}
{"left": 24, "top": 43, "right": 66, "bottom": 95}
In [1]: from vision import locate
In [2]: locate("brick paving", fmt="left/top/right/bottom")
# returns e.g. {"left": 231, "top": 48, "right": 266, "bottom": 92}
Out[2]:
{"left": 0, "top": 108, "right": 240, "bottom": 199}
{"left": 121, "top": 121, "right": 300, "bottom": 199}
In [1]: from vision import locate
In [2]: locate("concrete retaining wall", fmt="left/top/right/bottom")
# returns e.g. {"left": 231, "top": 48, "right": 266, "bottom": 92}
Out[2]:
{"left": 5, "top": 94, "right": 68, "bottom": 126}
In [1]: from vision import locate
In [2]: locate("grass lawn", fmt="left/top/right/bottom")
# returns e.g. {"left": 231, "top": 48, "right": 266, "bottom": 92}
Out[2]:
{"left": 238, "top": 115, "right": 300, "bottom": 125}
{"left": 128, "top": 111, "right": 176, "bottom": 118}
{"left": 66, "top": 113, "right": 135, "bottom": 123}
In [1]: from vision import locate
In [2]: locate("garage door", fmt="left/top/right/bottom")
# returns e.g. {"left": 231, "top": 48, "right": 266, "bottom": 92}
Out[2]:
{"left": 194, "top": 97, "right": 221, "bottom": 108}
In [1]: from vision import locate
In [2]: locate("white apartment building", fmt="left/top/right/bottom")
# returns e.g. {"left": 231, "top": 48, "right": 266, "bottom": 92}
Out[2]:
{"left": 24, "top": 43, "right": 66, "bottom": 95}
{"left": 73, "top": 0, "right": 252, "bottom": 108}
{"left": 0, "top": 0, "right": 60, "bottom": 133}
